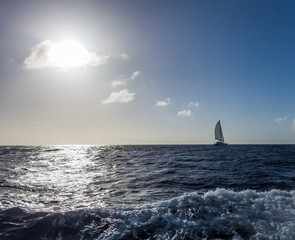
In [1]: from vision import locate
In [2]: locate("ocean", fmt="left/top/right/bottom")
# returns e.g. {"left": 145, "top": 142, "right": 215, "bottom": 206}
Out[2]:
{"left": 0, "top": 145, "right": 295, "bottom": 240}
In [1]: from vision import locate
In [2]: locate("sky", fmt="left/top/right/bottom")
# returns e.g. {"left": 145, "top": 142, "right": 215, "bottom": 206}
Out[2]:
{"left": 0, "top": 0, "right": 294, "bottom": 145}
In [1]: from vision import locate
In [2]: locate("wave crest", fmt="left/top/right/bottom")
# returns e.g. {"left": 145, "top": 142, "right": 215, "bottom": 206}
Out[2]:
{"left": 2, "top": 189, "right": 295, "bottom": 239}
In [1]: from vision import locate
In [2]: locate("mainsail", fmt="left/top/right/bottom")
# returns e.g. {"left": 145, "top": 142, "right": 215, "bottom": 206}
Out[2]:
{"left": 215, "top": 120, "right": 224, "bottom": 143}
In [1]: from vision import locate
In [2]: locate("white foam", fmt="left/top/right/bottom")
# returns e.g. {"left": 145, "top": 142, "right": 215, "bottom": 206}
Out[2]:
{"left": 39, "top": 189, "right": 295, "bottom": 239}
{"left": 85, "top": 189, "right": 295, "bottom": 239}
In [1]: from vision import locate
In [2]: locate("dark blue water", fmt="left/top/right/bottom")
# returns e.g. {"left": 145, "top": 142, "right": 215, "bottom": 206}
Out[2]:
{"left": 0, "top": 145, "right": 295, "bottom": 239}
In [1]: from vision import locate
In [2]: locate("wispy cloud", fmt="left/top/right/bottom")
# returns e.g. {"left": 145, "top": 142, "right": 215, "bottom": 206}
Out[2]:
{"left": 111, "top": 79, "right": 128, "bottom": 87}
{"left": 111, "top": 71, "right": 141, "bottom": 87}
{"left": 177, "top": 109, "right": 192, "bottom": 117}
{"left": 275, "top": 116, "right": 287, "bottom": 125}
{"left": 130, "top": 71, "right": 140, "bottom": 80}
{"left": 103, "top": 89, "right": 135, "bottom": 104}
{"left": 156, "top": 98, "right": 171, "bottom": 107}
{"left": 24, "top": 40, "right": 109, "bottom": 69}
{"left": 175, "top": 101, "right": 199, "bottom": 117}
{"left": 119, "top": 53, "right": 129, "bottom": 59}
{"left": 188, "top": 102, "right": 199, "bottom": 108}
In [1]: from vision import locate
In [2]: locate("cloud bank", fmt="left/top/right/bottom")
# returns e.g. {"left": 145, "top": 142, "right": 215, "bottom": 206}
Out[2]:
{"left": 24, "top": 40, "right": 109, "bottom": 69}
{"left": 103, "top": 89, "right": 135, "bottom": 104}
{"left": 156, "top": 98, "right": 171, "bottom": 107}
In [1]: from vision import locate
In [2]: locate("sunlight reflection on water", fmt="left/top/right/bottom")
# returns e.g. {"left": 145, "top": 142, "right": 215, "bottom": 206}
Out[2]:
{"left": 2, "top": 144, "right": 295, "bottom": 213}
{"left": 8, "top": 146, "right": 108, "bottom": 211}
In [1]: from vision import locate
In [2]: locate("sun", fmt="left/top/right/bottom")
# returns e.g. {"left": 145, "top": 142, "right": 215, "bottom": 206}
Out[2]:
{"left": 48, "top": 40, "right": 90, "bottom": 68}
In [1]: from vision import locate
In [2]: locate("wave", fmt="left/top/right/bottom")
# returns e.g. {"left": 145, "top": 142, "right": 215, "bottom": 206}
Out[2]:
{"left": 1, "top": 188, "right": 295, "bottom": 240}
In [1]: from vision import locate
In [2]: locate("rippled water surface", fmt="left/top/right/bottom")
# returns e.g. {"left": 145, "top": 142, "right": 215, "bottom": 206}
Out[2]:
{"left": 1, "top": 145, "right": 295, "bottom": 239}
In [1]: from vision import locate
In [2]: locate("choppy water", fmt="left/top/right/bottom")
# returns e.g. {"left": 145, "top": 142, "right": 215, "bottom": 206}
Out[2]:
{"left": 1, "top": 145, "right": 295, "bottom": 239}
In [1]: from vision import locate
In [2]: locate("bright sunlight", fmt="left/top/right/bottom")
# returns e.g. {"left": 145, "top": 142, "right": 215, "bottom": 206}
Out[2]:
{"left": 24, "top": 39, "right": 109, "bottom": 70}
{"left": 48, "top": 40, "right": 92, "bottom": 68}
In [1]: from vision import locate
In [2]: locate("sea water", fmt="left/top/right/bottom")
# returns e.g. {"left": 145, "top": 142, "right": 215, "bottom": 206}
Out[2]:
{"left": 0, "top": 145, "right": 295, "bottom": 239}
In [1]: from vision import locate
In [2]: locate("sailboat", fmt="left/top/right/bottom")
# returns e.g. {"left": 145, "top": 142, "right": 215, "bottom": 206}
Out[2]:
{"left": 214, "top": 120, "right": 228, "bottom": 146}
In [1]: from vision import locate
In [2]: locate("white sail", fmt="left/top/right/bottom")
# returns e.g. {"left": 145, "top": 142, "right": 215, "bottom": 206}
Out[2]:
{"left": 215, "top": 120, "right": 224, "bottom": 142}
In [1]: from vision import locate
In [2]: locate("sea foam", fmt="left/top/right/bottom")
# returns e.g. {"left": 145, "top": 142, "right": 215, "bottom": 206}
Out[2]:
{"left": 2, "top": 188, "right": 294, "bottom": 240}
{"left": 96, "top": 188, "right": 295, "bottom": 239}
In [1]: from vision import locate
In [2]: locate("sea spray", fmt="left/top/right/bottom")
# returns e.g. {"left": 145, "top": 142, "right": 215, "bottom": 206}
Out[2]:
{"left": 2, "top": 189, "right": 295, "bottom": 239}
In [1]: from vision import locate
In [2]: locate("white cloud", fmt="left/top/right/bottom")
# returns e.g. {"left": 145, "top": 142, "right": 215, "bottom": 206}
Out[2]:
{"left": 119, "top": 53, "right": 129, "bottom": 59}
{"left": 24, "top": 40, "right": 109, "bottom": 69}
{"left": 275, "top": 116, "right": 287, "bottom": 125}
{"left": 156, "top": 98, "right": 171, "bottom": 107}
{"left": 103, "top": 89, "right": 135, "bottom": 104}
{"left": 111, "top": 71, "right": 141, "bottom": 87}
{"left": 24, "top": 40, "right": 54, "bottom": 69}
{"left": 111, "top": 79, "right": 127, "bottom": 87}
{"left": 130, "top": 71, "right": 140, "bottom": 80}
{"left": 188, "top": 102, "right": 199, "bottom": 108}
{"left": 293, "top": 119, "right": 295, "bottom": 129}
{"left": 177, "top": 109, "right": 192, "bottom": 117}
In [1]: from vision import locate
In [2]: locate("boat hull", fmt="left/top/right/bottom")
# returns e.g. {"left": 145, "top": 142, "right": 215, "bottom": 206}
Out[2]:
{"left": 214, "top": 141, "right": 228, "bottom": 146}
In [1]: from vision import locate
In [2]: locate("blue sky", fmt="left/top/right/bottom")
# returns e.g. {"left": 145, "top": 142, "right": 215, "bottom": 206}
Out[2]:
{"left": 0, "top": 0, "right": 294, "bottom": 144}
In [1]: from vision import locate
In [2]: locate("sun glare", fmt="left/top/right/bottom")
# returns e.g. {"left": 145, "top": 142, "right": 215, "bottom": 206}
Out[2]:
{"left": 48, "top": 40, "right": 89, "bottom": 68}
